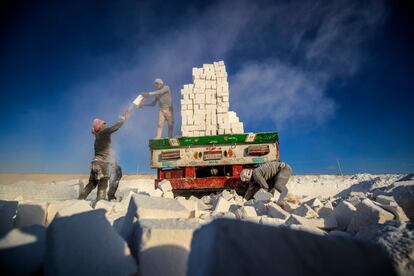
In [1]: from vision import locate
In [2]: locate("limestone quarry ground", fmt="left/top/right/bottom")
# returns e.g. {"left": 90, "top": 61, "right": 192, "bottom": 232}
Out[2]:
{"left": 0, "top": 173, "right": 413, "bottom": 276}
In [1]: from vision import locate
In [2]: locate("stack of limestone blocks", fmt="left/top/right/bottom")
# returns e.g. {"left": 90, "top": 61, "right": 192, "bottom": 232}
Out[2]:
{"left": 180, "top": 61, "right": 244, "bottom": 137}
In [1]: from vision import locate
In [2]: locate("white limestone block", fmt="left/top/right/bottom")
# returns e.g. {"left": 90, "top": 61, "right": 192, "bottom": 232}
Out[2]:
{"left": 218, "top": 101, "right": 229, "bottom": 108}
{"left": 0, "top": 200, "right": 18, "bottom": 235}
{"left": 213, "top": 197, "right": 231, "bottom": 213}
{"left": 45, "top": 210, "right": 137, "bottom": 275}
{"left": 254, "top": 189, "right": 273, "bottom": 201}
{"left": 288, "top": 224, "right": 327, "bottom": 236}
{"left": 187, "top": 218, "right": 394, "bottom": 275}
{"left": 55, "top": 200, "right": 93, "bottom": 219}
{"left": 228, "top": 111, "right": 237, "bottom": 119}
{"left": 158, "top": 179, "right": 173, "bottom": 193}
{"left": 285, "top": 214, "right": 337, "bottom": 230}
{"left": 126, "top": 194, "right": 190, "bottom": 220}
{"left": 15, "top": 201, "right": 49, "bottom": 227}
{"left": 138, "top": 218, "right": 202, "bottom": 276}
{"left": 188, "top": 196, "right": 209, "bottom": 211}
{"left": 292, "top": 204, "right": 319, "bottom": 219}
{"left": 260, "top": 217, "right": 285, "bottom": 226}
{"left": 375, "top": 195, "right": 395, "bottom": 205}
{"left": 347, "top": 199, "right": 394, "bottom": 233}
{"left": 317, "top": 201, "right": 334, "bottom": 218}
{"left": 282, "top": 202, "right": 300, "bottom": 213}
{"left": 217, "top": 107, "right": 229, "bottom": 113}
{"left": 94, "top": 200, "right": 123, "bottom": 217}
{"left": 176, "top": 197, "right": 197, "bottom": 212}
{"left": 303, "top": 197, "right": 324, "bottom": 209}
{"left": 193, "top": 88, "right": 204, "bottom": 94}
{"left": 162, "top": 191, "right": 174, "bottom": 199}
{"left": 218, "top": 123, "right": 230, "bottom": 130}
{"left": 133, "top": 94, "right": 144, "bottom": 107}
{"left": 234, "top": 206, "right": 257, "bottom": 219}
{"left": 374, "top": 201, "right": 409, "bottom": 222}
{"left": 328, "top": 200, "right": 356, "bottom": 230}
{"left": 267, "top": 202, "right": 290, "bottom": 219}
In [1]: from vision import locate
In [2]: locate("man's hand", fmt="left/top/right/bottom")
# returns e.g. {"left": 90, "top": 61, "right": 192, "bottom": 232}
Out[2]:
{"left": 122, "top": 108, "right": 132, "bottom": 119}
{"left": 143, "top": 92, "right": 150, "bottom": 98}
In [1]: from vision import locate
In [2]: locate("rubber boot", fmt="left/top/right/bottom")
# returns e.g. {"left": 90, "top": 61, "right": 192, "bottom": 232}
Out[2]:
{"left": 96, "top": 178, "right": 109, "bottom": 201}
{"left": 78, "top": 182, "right": 95, "bottom": 200}
{"left": 107, "top": 181, "right": 118, "bottom": 201}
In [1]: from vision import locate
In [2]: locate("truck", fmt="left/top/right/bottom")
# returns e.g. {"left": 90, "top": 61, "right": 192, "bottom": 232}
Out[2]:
{"left": 149, "top": 131, "right": 279, "bottom": 195}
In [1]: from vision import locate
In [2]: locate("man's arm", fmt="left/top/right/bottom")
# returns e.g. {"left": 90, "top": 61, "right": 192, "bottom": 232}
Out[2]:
{"left": 148, "top": 86, "right": 169, "bottom": 96}
{"left": 101, "top": 117, "right": 125, "bottom": 134}
{"left": 101, "top": 108, "right": 130, "bottom": 134}
{"left": 143, "top": 97, "right": 158, "bottom": 106}
{"left": 252, "top": 169, "right": 269, "bottom": 190}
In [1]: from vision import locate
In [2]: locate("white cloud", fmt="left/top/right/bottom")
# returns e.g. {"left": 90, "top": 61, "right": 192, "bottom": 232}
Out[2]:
{"left": 231, "top": 61, "right": 336, "bottom": 128}
{"left": 229, "top": 0, "right": 386, "bottom": 129}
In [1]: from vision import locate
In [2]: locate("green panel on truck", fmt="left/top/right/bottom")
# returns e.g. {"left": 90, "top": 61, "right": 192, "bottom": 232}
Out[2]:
{"left": 148, "top": 132, "right": 278, "bottom": 149}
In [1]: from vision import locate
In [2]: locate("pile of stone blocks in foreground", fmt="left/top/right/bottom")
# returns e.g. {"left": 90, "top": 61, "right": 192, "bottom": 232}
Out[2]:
{"left": 187, "top": 219, "right": 395, "bottom": 276}
{"left": 180, "top": 61, "right": 244, "bottom": 136}
{"left": 1, "top": 175, "right": 414, "bottom": 276}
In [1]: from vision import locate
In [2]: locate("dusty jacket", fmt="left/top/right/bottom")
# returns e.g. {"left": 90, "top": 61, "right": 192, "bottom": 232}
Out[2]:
{"left": 93, "top": 117, "right": 125, "bottom": 162}
{"left": 145, "top": 85, "right": 172, "bottom": 109}
{"left": 252, "top": 161, "right": 283, "bottom": 189}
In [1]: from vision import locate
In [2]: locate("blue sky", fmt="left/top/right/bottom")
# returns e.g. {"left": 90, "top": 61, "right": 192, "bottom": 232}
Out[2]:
{"left": 0, "top": 0, "right": 413, "bottom": 174}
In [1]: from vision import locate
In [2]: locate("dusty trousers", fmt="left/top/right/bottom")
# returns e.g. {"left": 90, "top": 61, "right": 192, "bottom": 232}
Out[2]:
{"left": 272, "top": 164, "right": 292, "bottom": 192}
{"left": 156, "top": 107, "right": 174, "bottom": 138}
{"left": 107, "top": 163, "right": 122, "bottom": 201}
{"left": 78, "top": 161, "right": 110, "bottom": 201}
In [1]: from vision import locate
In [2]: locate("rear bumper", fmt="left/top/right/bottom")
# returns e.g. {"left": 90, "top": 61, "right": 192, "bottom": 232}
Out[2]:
{"left": 158, "top": 176, "right": 248, "bottom": 190}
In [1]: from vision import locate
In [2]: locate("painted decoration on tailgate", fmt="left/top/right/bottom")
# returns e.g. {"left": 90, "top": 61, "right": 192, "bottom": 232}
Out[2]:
{"left": 149, "top": 132, "right": 278, "bottom": 149}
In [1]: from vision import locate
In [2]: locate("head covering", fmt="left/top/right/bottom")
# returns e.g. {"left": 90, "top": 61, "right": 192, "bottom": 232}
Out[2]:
{"left": 91, "top": 118, "right": 106, "bottom": 134}
{"left": 240, "top": 169, "right": 253, "bottom": 182}
{"left": 154, "top": 78, "right": 164, "bottom": 86}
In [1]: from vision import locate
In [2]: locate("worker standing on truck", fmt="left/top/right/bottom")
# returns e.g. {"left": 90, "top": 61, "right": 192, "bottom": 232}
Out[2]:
{"left": 240, "top": 161, "right": 292, "bottom": 201}
{"left": 78, "top": 108, "right": 131, "bottom": 201}
{"left": 142, "top": 78, "right": 174, "bottom": 139}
